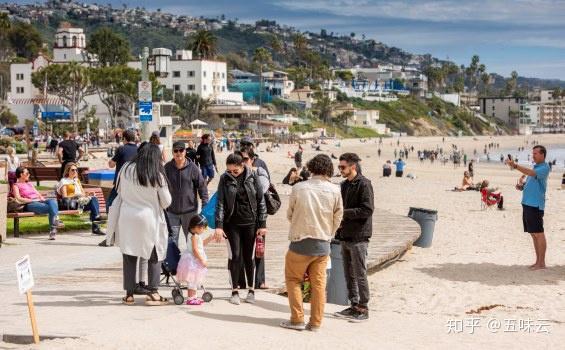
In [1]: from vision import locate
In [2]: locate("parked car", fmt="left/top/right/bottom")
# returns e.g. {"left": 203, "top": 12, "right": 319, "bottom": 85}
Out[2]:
{"left": 0, "top": 128, "right": 15, "bottom": 137}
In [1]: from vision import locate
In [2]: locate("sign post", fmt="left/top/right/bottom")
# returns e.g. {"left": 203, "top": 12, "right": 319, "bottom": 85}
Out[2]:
{"left": 16, "top": 255, "right": 39, "bottom": 344}
{"left": 139, "top": 47, "right": 152, "bottom": 141}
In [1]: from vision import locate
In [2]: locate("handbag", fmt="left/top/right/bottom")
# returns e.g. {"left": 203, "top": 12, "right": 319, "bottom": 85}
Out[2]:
{"left": 255, "top": 236, "right": 265, "bottom": 258}
{"left": 60, "top": 197, "right": 79, "bottom": 210}
{"left": 7, "top": 197, "right": 26, "bottom": 213}
{"left": 264, "top": 183, "right": 281, "bottom": 215}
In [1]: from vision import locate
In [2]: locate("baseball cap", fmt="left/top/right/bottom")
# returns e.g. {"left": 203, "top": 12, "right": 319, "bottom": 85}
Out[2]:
{"left": 172, "top": 141, "right": 186, "bottom": 150}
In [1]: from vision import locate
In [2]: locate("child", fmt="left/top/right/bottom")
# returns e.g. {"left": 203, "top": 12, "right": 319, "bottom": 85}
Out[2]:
{"left": 176, "top": 214, "right": 213, "bottom": 305}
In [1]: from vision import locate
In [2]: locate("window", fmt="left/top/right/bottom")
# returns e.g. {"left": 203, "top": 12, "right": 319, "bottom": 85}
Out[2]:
{"left": 16, "top": 87, "right": 24, "bottom": 94}
{"left": 16, "top": 73, "right": 24, "bottom": 80}
{"left": 203, "top": 71, "right": 207, "bottom": 77}
{"left": 173, "top": 71, "right": 181, "bottom": 78}
{"left": 222, "top": 86, "right": 225, "bottom": 92}
{"left": 187, "top": 84, "right": 195, "bottom": 91}
{"left": 222, "top": 72, "right": 225, "bottom": 79}
{"left": 203, "top": 85, "right": 207, "bottom": 91}
{"left": 173, "top": 84, "right": 180, "bottom": 91}
{"left": 187, "top": 71, "right": 195, "bottom": 77}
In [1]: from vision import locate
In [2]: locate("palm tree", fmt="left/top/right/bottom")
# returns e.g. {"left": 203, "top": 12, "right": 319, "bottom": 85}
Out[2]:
{"left": 313, "top": 90, "right": 336, "bottom": 123}
{"left": 270, "top": 36, "right": 283, "bottom": 55}
{"left": 187, "top": 30, "right": 217, "bottom": 59}
{"left": 253, "top": 47, "right": 272, "bottom": 119}
{"left": 293, "top": 33, "right": 308, "bottom": 63}
{"left": 0, "top": 13, "right": 10, "bottom": 31}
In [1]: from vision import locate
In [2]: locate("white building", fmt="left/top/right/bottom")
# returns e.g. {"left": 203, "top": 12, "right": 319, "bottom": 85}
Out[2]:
{"left": 53, "top": 23, "right": 87, "bottom": 63}
{"left": 479, "top": 96, "right": 525, "bottom": 128}
{"left": 7, "top": 24, "right": 240, "bottom": 127}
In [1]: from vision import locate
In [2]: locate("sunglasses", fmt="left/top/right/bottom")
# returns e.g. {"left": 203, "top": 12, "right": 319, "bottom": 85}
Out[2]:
{"left": 70, "top": 169, "right": 78, "bottom": 172}
{"left": 227, "top": 169, "right": 242, "bottom": 175}
{"left": 338, "top": 165, "right": 347, "bottom": 170}
{"left": 242, "top": 157, "right": 250, "bottom": 161}
{"left": 173, "top": 149, "right": 185, "bottom": 153}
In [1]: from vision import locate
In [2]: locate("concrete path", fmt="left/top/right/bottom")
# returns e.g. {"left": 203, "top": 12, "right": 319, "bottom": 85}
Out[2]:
{"left": 0, "top": 196, "right": 421, "bottom": 348}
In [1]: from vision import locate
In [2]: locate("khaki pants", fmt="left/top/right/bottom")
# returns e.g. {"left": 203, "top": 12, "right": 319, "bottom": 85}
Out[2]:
{"left": 285, "top": 250, "right": 329, "bottom": 327}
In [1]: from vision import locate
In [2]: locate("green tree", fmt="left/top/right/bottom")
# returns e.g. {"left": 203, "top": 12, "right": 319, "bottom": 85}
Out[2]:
{"left": 253, "top": 47, "right": 272, "bottom": 118}
{"left": 90, "top": 66, "right": 145, "bottom": 127}
{"left": 292, "top": 33, "right": 308, "bottom": 63}
{"left": 0, "top": 13, "right": 11, "bottom": 61}
{"left": 312, "top": 90, "right": 336, "bottom": 123}
{"left": 86, "top": 27, "right": 131, "bottom": 66}
{"left": 187, "top": 30, "right": 217, "bottom": 59}
{"left": 504, "top": 70, "right": 519, "bottom": 96}
{"left": 32, "top": 62, "right": 98, "bottom": 131}
{"left": 174, "top": 92, "right": 211, "bottom": 127}
{"left": 287, "top": 66, "right": 309, "bottom": 89}
{"left": 453, "top": 76, "right": 465, "bottom": 93}
{"left": 0, "top": 107, "right": 18, "bottom": 126}
{"left": 8, "top": 21, "right": 43, "bottom": 60}
{"left": 270, "top": 36, "right": 284, "bottom": 55}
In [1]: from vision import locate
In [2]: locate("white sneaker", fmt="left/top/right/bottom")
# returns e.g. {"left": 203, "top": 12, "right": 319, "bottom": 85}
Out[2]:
{"left": 229, "top": 293, "right": 241, "bottom": 305}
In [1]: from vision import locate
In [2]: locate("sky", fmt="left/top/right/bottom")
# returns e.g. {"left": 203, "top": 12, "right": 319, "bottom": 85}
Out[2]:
{"left": 14, "top": 0, "right": 565, "bottom": 80}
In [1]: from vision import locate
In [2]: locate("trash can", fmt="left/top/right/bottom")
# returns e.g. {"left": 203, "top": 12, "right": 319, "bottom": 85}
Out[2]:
{"left": 408, "top": 207, "right": 438, "bottom": 248}
{"left": 326, "top": 240, "right": 349, "bottom": 306}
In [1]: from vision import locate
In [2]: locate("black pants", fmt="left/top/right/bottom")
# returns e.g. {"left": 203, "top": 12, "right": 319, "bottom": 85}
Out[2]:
{"left": 341, "top": 241, "right": 370, "bottom": 308}
{"left": 226, "top": 224, "right": 256, "bottom": 289}
{"left": 123, "top": 247, "right": 161, "bottom": 295}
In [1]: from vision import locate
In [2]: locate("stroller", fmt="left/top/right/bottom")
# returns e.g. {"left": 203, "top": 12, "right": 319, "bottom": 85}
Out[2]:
{"left": 161, "top": 215, "right": 213, "bottom": 305}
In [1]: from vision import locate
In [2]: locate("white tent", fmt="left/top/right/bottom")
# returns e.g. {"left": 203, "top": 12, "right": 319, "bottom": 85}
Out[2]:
{"left": 190, "top": 119, "right": 208, "bottom": 127}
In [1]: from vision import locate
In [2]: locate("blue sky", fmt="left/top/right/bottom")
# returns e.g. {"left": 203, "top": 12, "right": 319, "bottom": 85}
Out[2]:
{"left": 15, "top": 0, "right": 565, "bottom": 80}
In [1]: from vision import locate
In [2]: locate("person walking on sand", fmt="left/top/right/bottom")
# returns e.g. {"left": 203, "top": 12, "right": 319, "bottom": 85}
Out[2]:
{"left": 506, "top": 145, "right": 550, "bottom": 270}
{"left": 335, "top": 153, "right": 374, "bottom": 322}
{"left": 280, "top": 154, "right": 343, "bottom": 332}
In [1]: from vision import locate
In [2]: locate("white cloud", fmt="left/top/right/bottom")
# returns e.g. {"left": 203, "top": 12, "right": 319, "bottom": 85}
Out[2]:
{"left": 277, "top": 0, "right": 565, "bottom": 26}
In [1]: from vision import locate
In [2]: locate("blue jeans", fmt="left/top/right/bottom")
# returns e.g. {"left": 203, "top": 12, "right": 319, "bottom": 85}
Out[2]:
{"left": 201, "top": 164, "right": 215, "bottom": 180}
{"left": 84, "top": 196, "right": 101, "bottom": 222}
{"left": 26, "top": 199, "right": 59, "bottom": 229}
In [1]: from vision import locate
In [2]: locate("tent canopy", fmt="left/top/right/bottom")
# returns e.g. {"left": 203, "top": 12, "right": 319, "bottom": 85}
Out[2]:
{"left": 190, "top": 119, "right": 208, "bottom": 126}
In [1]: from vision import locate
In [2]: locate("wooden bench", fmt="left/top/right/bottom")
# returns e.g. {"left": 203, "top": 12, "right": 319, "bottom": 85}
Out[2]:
{"left": 7, "top": 187, "right": 107, "bottom": 238}
{"left": 26, "top": 166, "right": 89, "bottom": 186}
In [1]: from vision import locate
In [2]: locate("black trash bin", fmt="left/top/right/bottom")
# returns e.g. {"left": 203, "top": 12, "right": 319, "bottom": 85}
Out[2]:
{"left": 326, "top": 240, "right": 349, "bottom": 306}
{"left": 408, "top": 207, "right": 438, "bottom": 248}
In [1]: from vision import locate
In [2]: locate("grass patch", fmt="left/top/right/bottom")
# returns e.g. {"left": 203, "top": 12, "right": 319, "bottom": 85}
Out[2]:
{"left": 349, "top": 127, "right": 380, "bottom": 138}
{"left": 6, "top": 214, "right": 94, "bottom": 236}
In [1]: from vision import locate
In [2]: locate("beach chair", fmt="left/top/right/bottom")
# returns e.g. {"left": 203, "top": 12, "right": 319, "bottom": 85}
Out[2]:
{"left": 480, "top": 188, "right": 503, "bottom": 210}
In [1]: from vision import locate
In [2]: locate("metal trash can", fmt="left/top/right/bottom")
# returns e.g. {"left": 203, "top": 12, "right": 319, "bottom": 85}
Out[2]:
{"left": 408, "top": 207, "right": 438, "bottom": 248}
{"left": 326, "top": 240, "right": 349, "bottom": 306}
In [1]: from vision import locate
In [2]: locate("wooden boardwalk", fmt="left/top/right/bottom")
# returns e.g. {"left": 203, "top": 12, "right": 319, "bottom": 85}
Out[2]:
{"left": 202, "top": 195, "right": 421, "bottom": 289}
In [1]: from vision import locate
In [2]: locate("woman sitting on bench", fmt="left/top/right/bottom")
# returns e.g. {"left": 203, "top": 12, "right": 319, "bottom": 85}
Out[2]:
{"left": 57, "top": 162, "right": 105, "bottom": 235}
{"left": 12, "top": 166, "right": 63, "bottom": 240}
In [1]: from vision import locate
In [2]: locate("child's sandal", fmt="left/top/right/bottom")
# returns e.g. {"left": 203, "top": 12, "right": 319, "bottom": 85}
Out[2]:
{"left": 122, "top": 295, "right": 135, "bottom": 305}
{"left": 186, "top": 298, "right": 203, "bottom": 306}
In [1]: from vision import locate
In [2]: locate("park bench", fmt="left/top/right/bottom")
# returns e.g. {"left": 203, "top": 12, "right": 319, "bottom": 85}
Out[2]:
{"left": 26, "top": 166, "right": 89, "bottom": 186}
{"left": 7, "top": 187, "right": 106, "bottom": 238}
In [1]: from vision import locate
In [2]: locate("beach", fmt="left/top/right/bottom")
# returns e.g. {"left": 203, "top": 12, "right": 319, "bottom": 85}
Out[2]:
{"left": 1, "top": 134, "right": 565, "bottom": 349}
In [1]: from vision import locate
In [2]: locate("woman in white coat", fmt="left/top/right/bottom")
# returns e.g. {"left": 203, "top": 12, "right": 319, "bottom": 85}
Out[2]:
{"left": 112, "top": 143, "right": 172, "bottom": 305}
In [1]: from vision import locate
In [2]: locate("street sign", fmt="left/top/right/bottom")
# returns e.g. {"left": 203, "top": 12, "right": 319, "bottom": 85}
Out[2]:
{"left": 16, "top": 255, "right": 34, "bottom": 295}
{"left": 138, "top": 81, "right": 152, "bottom": 102}
{"left": 139, "top": 101, "right": 153, "bottom": 122}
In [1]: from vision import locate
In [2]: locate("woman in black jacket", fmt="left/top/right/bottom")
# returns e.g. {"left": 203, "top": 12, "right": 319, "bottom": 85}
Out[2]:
{"left": 213, "top": 152, "right": 268, "bottom": 305}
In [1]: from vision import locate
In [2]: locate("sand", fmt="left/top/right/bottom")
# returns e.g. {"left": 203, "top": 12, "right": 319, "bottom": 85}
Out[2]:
{"left": 1, "top": 134, "right": 565, "bottom": 349}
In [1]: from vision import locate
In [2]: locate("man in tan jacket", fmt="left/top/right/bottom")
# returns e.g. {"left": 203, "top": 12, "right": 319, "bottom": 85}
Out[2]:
{"left": 280, "top": 154, "right": 343, "bottom": 332}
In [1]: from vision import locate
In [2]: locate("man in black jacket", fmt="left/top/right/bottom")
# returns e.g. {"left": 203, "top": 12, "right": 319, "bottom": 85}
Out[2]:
{"left": 196, "top": 134, "right": 218, "bottom": 184}
{"left": 335, "top": 152, "right": 374, "bottom": 322}
{"left": 165, "top": 141, "right": 209, "bottom": 245}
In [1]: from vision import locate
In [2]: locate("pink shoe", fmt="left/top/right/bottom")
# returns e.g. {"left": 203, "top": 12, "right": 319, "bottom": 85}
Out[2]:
{"left": 186, "top": 298, "right": 203, "bottom": 306}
